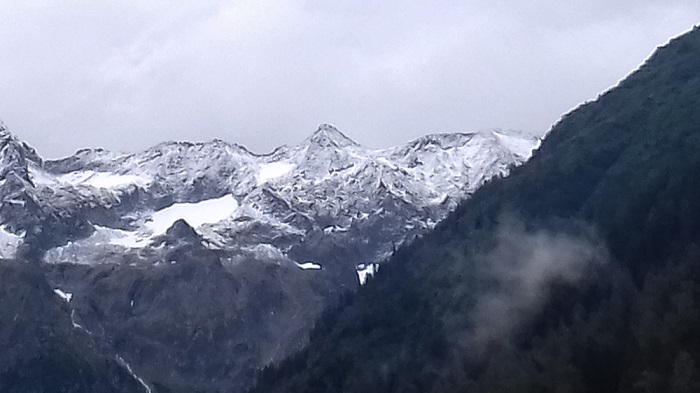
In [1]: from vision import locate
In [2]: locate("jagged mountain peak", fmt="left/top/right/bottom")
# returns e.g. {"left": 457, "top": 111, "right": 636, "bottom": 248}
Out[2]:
{"left": 304, "top": 124, "right": 358, "bottom": 149}
{"left": 153, "top": 218, "right": 204, "bottom": 248}
{"left": 0, "top": 119, "right": 10, "bottom": 139}
{"left": 0, "top": 124, "right": 43, "bottom": 179}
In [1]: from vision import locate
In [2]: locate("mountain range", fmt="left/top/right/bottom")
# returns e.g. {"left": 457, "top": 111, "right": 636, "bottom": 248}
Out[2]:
{"left": 0, "top": 122, "right": 539, "bottom": 392}
{"left": 7, "top": 21, "right": 699, "bottom": 393}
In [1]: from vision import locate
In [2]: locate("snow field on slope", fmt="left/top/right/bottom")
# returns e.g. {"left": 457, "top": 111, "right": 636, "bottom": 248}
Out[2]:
{"left": 57, "top": 170, "right": 150, "bottom": 189}
{"left": 492, "top": 130, "right": 541, "bottom": 158}
{"left": 146, "top": 194, "right": 239, "bottom": 235}
{"left": 29, "top": 167, "right": 150, "bottom": 189}
{"left": 100, "top": 194, "right": 239, "bottom": 248}
{"left": 257, "top": 162, "right": 296, "bottom": 185}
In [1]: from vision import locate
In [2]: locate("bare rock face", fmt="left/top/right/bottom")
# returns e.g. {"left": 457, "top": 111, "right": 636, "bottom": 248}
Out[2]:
{"left": 0, "top": 261, "right": 146, "bottom": 393}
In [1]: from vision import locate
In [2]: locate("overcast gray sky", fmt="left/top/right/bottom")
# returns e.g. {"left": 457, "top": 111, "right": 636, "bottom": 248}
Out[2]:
{"left": 1, "top": 1, "right": 699, "bottom": 158}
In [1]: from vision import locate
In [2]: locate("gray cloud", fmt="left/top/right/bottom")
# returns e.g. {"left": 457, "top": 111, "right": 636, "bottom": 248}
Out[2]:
{"left": 1, "top": 1, "right": 699, "bottom": 158}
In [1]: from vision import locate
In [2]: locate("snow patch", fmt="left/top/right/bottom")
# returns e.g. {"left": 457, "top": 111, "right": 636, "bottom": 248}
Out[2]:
{"left": 53, "top": 288, "right": 73, "bottom": 303}
{"left": 86, "top": 195, "right": 239, "bottom": 249}
{"left": 57, "top": 170, "right": 149, "bottom": 189}
{"left": 323, "top": 225, "right": 349, "bottom": 234}
{"left": 492, "top": 130, "right": 540, "bottom": 159}
{"left": 257, "top": 162, "right": 295, "bottom": 185}
{"left": 356, "top": 263, "right": 379, "bottom": 285}
{"left": 5, "top": 199, "right": 25, "bottom": 206}
{"left": 295, "top": 261, "right": 322, "bottom": 270}
{"left": 93, "top": 226, "right": 148, "bottom": 248}
{"left": 146, "top": 194, "right": 239, "bottom": 236}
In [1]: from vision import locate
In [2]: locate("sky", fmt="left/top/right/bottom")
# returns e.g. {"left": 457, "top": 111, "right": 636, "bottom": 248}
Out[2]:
{"left": 1, "top": 1, "right": 699, "bottom": 159}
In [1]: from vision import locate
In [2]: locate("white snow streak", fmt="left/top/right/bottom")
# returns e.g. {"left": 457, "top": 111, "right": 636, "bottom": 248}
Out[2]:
{"left": 116, "top": 355, "right": 153, "bottom": 393}
{"left": 53, "top": 288, "right": 73, "bottom": 303}
{"left": 294, "top": 261, "right": 322, "bottom": 270}
{"left": 57, "top": 170, "right": 149, "bottom": 189}
{"left": 70, "top": 309, "right": 92, "bottom": 334}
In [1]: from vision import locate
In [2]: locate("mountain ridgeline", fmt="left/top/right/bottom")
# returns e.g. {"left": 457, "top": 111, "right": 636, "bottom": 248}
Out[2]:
{"left": 0, "top": 123, "right": 538, "bottom": 392}
{"left": 251, "top": 26, "right": 700, "bottom": 392}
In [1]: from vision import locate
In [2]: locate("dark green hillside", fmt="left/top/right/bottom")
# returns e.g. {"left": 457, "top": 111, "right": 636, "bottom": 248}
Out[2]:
{"left": 252, "top": 26, "right": 700, "bottom": 393}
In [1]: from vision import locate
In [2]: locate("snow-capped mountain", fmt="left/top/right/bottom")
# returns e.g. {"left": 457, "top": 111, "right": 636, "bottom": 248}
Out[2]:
{"left": 1, "top": 124, "right": 539, "bottom": 280}
{"left": 0, "top": 122, "right": 540, "bottom": 393}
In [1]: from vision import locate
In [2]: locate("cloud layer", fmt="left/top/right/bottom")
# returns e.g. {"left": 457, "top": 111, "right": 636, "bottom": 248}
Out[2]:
{"left": 1, "top": 1, "right": 699, "bottom": 158}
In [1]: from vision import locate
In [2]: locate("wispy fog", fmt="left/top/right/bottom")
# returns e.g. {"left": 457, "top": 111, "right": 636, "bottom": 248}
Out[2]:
{"left": 469, "top": 220, "right": 608, "bottom": 355}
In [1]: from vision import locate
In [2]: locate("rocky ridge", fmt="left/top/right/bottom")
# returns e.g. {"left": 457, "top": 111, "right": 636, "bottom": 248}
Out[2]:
{"left": 2, "top": 124, "right": 540, "bottom": 282}
{"left": 0, "top": 123, "right": 541, "bottom": 392}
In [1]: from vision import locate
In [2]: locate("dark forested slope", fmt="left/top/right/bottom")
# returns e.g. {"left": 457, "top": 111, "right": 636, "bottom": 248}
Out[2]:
{"left": 252, "top": 26, "right": 700, "bottom": 393}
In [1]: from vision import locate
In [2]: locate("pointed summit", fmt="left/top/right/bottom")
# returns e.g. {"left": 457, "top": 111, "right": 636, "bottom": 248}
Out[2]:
{"left": 0, "top": 123, "right": 43, "bottom": 179}
{"left": 0, "top": 120, "right": 17, "bottom": 146}
{"left": 305, "top": 124, "right": 358, "bottom": 148}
